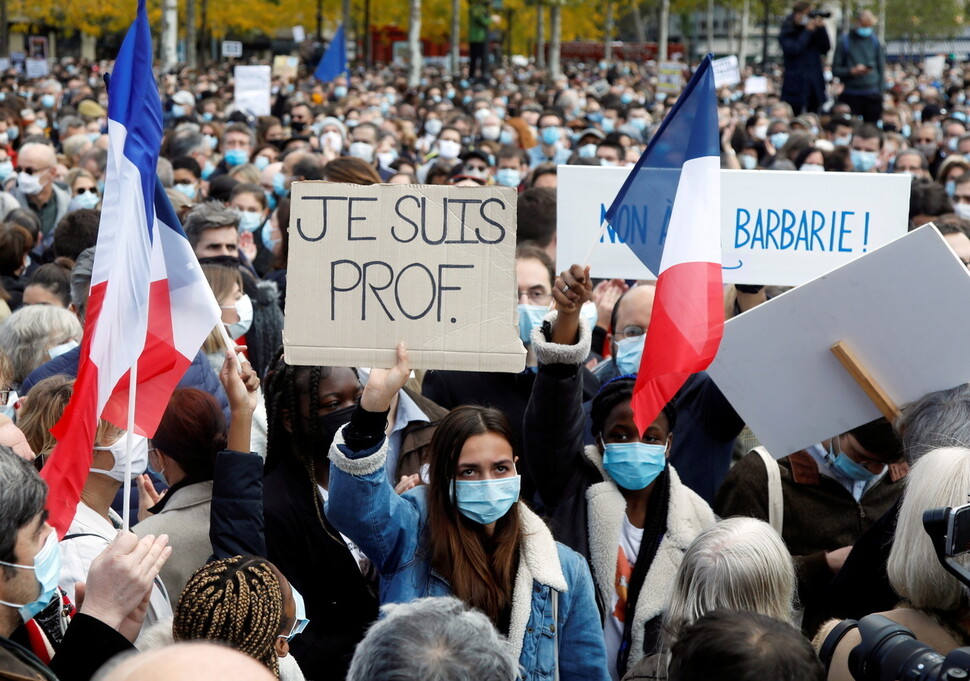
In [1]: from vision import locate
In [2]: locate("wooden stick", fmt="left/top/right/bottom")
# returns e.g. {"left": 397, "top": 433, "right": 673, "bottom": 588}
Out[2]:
{"left": 830, "top": 340, "right": 901, "bottom": 422}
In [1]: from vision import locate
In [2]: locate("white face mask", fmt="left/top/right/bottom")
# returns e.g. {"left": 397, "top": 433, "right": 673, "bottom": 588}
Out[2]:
{"left": 321, "top": 130, "right": 343, "bottom": 153}
{"left": 91, "top": 433, "right": 149, "bottom": 482}
{"left": 800, "top": 163, "right": 825, "bottom": 172}
{"left": 955, "top": 203, "right": 970, "bottom": 220}
{"left": 348, "top": 142, "right": 375, "bottom": 163}
{"left": 481, "top": 125, "right": 501, "bottom": 141}
{"left": 17, "top": 170, "right": 43, "bottom": 196}
{"left": 437, "top": 139, "right": 461, "bottom": 160}
{"left": 222, "top": 294, "right": 254, "bottom": 339}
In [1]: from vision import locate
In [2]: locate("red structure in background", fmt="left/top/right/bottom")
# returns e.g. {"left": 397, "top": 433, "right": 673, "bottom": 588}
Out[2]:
{"left": 368, "top": 25, "right": 457, "bottom": 63}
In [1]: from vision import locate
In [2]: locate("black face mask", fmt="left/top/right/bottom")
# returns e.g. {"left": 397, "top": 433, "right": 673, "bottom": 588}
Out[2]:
{"left": 304, "top": 404, "right": 356, "bottom": 451}
{"left": 291, "top": 120, "right": 307, "bottom": 132}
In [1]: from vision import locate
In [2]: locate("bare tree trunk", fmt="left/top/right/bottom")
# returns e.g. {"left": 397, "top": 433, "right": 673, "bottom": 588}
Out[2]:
{"left": 604, "top": 0, "right": 614, "bottom": 60}
{"left": 739, "top": 0, "right": 749, "bottom": 66}
{"left": 659, "top": 0, "right": 670, "bottom": 60}
{"left": 632, "top": 5, "right": 646, "bottom": 43}
{"left": 408, "top": 0, "right": 423, "bottom": 86}
{"left": 706, "top": 0, "right": 714, "bottom": 54}
{"left": 536, "top": 1, "right": 546, "bottom": 68}
{"left": 161, "top": 0, "right": 178, "bottom": 70}
{"left": 186, "top": 0, "right": 197, "bottom": 68}
{"left": 451, "top": 0, "right": 460, "bottom": 77}
{"left": 342, "top": 0, "right": 351, "bottom": 61}
{"left": 0, "top": 0, "right": 9, "bottom": 59}
{"left": 548, "top": 2, "right": 561, "bottom": 79}
{"left": 877, "top": 0, "right": 885, "bottom": 43}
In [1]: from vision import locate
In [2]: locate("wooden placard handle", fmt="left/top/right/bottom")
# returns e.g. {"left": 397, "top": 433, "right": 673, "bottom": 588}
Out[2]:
{"left": 830, "top": 340, "right": 901, "bottom": 422}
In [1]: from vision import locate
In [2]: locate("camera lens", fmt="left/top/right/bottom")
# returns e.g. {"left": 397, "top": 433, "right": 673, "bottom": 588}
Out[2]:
{"left": 849, "top": 615, "right": 944, "bottom": 681}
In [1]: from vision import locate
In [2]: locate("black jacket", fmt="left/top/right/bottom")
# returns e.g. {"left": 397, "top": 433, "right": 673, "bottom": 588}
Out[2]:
{"left": 779, "top": 15, "right": 831, "bottom": 105}
{"left": 264, "top": 458, "right": 378, "bottom": 681}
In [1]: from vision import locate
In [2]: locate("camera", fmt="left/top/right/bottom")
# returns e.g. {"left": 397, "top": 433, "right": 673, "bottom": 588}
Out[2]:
{"left": 808, "top": 9, "right": 832, "bottom": 17}
{"left": 820, "top": 503, "right": 970, "bottom": 681}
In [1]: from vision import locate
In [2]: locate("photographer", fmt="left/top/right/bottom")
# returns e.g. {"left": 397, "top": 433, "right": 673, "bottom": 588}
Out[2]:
{"left": 833, "top": 10, "right": 885, "bottom": 123}
{"left": 779, "top": 1, "right": 832, "bottom": 115}
{"left": 820, "top": 447, "right": 970, "bottom": 681}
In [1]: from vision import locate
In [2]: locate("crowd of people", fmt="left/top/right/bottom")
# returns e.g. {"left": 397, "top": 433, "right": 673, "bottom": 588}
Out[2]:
{"left": 1, "top": 2, "right": 970, "bottom": 679}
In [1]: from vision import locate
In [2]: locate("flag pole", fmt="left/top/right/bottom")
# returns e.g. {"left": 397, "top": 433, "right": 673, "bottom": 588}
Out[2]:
{"left": 581, "top": 218, "right": 611, "bottom": 268}
{"left": 217, "top": 321, "right": 245, "bottom": 374}
{"left": 122, "top": 360, "right": 137, "bottom": 532}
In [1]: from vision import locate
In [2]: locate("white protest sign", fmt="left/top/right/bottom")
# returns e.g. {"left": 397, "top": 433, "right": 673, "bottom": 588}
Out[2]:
{"left": 24, "top": 58, "right": 48, "bottom": 78}
{"left": 284, "top": 182, "right": 526, "bottom": 372}
{"left": 708, "top": 225, "right": 970, "bottom": 458}
{"left": 924, "top": 55, "right": 945, "bottom": 80}
{"left": 292, "top": 25, "right": 306, "bottom": 42}
{"left": 657, "top": 62, "right": 684, "bottom": 94}
{"left": 221, "top": 40, "right": 243, "bottom": 58}
{"left": 233, "top": 65, "right": 271, "bottom": 116}
{"left": 556, "top": 166, "right": 910, "bottom": 286}
{"left": 712, "top": 55, "right": 741, "bottom": 88}
{"left": 744, "top": 76, "right": 768, "bottom": 94}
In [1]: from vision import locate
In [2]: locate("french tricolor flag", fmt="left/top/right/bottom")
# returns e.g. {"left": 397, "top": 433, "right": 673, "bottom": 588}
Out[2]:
{"left": 42, "top": 0, "right": 221, "bottom": 536}
{"left": 605, "top": 55, "right": 723, "bottom": 435}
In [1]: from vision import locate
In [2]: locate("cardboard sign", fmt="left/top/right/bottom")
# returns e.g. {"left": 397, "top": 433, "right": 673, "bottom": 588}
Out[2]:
{"left": 284, "top": 182, "right": 526, "bottom": 372}
{"left": 221, "top": 40, "right": 243, "bottom": 58}
{"left": 924, "top": 55, "right": 945, "bottom": 80}
{"left": 272, "top": 55, "right": 299, "bottom": 80}
{"left": 708, "top": 225, "right": 970, "bottom": 458}
{"left": 234, "top": 65, "right": 271, "bottom": 116}
{"left": 657, "top": 61, "right": 684, "bottom": 94}
{"left": 556, "top": 166, "right": 910, "bottom": 286}
{"left": 712, "top": 55, "right": 741, "bottom": 88}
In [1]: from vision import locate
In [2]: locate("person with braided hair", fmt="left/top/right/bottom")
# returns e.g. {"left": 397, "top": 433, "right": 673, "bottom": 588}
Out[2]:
{"left": 261, "top": 356, "right": 378, "bottom": 681}
{"left": 521, "top": 264, "right": 716, "bottom": 681}
{"left": 172, "top": 555, "right": 292, "bottom": 678}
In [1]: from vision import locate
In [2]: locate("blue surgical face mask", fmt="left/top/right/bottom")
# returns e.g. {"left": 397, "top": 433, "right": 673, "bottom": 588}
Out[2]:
{"left": 0, "top": 390, "right": 18, "bottom": 420}
{"left": 499, "top": 129, "right": 515, "bottom": 146}
{"left": 254, "top": 155, "right": 270, "bottom": 171}
{"left": 540, "top": 126, "right": 561, "bottom": 146}
{"left": 826, "top": 436, "right": 882, "bottom": 481}
{"left": 273, "top": 172, "right": 288, "bottom": 197}
{"left": 947, "top": 179, "right": 957, "bottom": 197}
{"left": 281, "top": 586, "right": 310, "bottom": 641}
{"left": 450, "top": 475, "right": 521, "bottom": 525}
{"left": 261, "top": 222, "right": 280, "bottom": 251}
{"left": 0, "top": 530, "right": 62, "bottom": 622}
{"left": 496, "top": 167, "right": 521, "bottom": 188}
{"left": 7, "top": 126, "right": 17, "bottom": 141}
{"left": 518, "top": 304, "right": 547, "bottom": 345}
{"left": 174, "top": 182, "right": 197, "bottom": 200}
{"left": 588, "top": 111, "right": 604, "bottom": 123}
{"left": 579, "top": 143, "right": 598, "bottom": 158}
{"left": 770, "top": 132, "right": 790, "bottom": 149}
{"left": 614, "top": 334, "right": 645, "bottom": 375}
{"left": 0, "top": 160, "right": 15, "bottom": 181}
{"left": 172, "top": 104, "right": 186, "bottom": 118}
{"left": 205, "top": 134, "right": 218, "bottom": 151}
{"left": 70, "top": 191, "right": 99, "bottom": 211}
{"left": 602, "top": 118, "right": 616, "bottom": 133}
{"left": 265, "top": 190, "right": 277, "bottom": 212}
{"left": 629, "top": 117, "right": 648, "bottom": 132}
{"left": 40, "top": 94, "right": 56, "bottom": 109}
{"left": 202, "top": 112, "right": 214, "bottom": 122}
{"left": 236, "top": 210, "right": 264, "bottom": 233}
{"left": 850, "top": 149, "right": 877, "bottom": 172}
{"left": 334, "top": 85, "right": 348, "bottom": 99}
{"left": 201, "top": 161, "right": 216, "bottom": 180}
{"left": 856, "top": 26, "right": 873, "bottom": 37}
{"left": 601, "top": 441, "right": 667, "bottom": 490}
{"left": 224, "top": 148, "right": 250, "bottom": 167}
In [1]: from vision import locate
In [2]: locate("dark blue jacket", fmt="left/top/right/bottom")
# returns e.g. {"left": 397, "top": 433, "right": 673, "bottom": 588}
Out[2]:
{"left": 779, "top": 15, "right": 831, "bottom": 108}
{"left": 22, "top": 347, "right": 230, "bottom": 421}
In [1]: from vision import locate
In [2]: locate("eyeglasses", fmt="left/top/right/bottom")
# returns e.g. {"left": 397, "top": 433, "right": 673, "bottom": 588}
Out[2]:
{"left": 518, "top": 289, "right": 552, "bottom": 305}
{"left": 914, "top": 138, "right": 937, "bottom": 144}
{"left": 614, "top": 325, "right": 646, "bottom": 339}
{"left": 75, "top": 187, "right": 97, "bottom": 195}
{"left": 16, "top": 165, "right": 50, "bottom": 175}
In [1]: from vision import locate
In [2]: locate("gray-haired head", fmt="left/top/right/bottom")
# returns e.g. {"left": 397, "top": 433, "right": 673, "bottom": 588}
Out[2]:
{"left": 183, "top": 201, "right": 240, "bottom": 249}
{"left": 0, "top": 445, "right": 46, "bottom": 577}
{"left": 896, "top": 383, "right": 970, "bottom": 464}
{"left": 347, "top": 596, "right": 519, "bottom": 681}
{"left": 0, "top": 305, "right": 82, "bottom": 384}
{"left": 71, "top": 246, "right": 96, "bottom": 322}
{"left": 168, "top": 129, "right": 207, "bottom": 159}
{"left": 157, "top": 157, "right": 174, "bottom": 188}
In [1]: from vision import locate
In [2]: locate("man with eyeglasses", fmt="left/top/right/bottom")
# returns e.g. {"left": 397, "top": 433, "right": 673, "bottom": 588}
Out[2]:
{"left": 9, "top": 143, "right": 70, "bottom": 255}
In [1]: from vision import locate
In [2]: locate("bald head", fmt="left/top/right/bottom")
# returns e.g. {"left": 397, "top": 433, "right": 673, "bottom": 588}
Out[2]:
{"left": 18, "top": 142, "right": 56, "bottom": 169}
{"left": 99, "top": 643, "right": 275, "bottom": 681}
{"left": 857, "top": 9, "right": 876, "bottom": 26}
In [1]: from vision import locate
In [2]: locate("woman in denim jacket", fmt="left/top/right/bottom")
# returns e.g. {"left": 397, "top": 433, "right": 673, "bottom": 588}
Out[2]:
{"left": 325, "top": 345, "right": 609, "bottom": 681}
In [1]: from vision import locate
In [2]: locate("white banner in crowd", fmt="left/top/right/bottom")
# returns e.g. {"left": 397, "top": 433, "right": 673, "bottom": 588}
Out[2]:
{"left": 221, "top": 40, "right": 243, "bottom": 58}
{"left": 284, "top": 182, "right": 526, "bottom": 372}
{"left": 712, "top": 56, "right": 742, "bottom": 88}
{"left": 233, "top": 65, "right": 271, "bottom": 117}
{"left": 657, "top": 62, "right": 685, "bottom": 94}
{"left": 556, "top": 166, "right": 910, "bottom": 286}
{"left": 708, "top": 225, "right": 970, "bottom": 458}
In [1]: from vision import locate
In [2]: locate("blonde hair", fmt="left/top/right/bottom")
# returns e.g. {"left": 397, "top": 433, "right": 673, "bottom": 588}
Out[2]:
{"left": 201, "top": 264, "right": 243, "bottom": 355}
{"left": 662, "top": 517, "right": 796, "bottom": 648}
{"left": 19, "top": 375, "right": 122, "bottom": 462}
{"left": 888, "top": 447, "right": 970, "bottom": 611}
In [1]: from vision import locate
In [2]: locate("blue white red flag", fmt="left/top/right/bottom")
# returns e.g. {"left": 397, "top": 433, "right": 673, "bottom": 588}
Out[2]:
{"left": 43, "top": 0, "right": 221, "bottom": 536}
{"left": 604, "top": 55, "right": 724, "bottom": 435}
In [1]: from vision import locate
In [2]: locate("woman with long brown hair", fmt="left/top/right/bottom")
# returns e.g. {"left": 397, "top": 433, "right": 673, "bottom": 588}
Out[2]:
{"left": 326, "top": 347, "right": 609, "bottom": 680}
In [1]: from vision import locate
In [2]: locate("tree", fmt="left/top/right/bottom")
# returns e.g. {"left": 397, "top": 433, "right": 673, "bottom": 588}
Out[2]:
{"left": 408, "top": 0, "right": 422, "bottom": 86}
{"left": 548, "top": 0, "right": 561, "bottom": 78}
